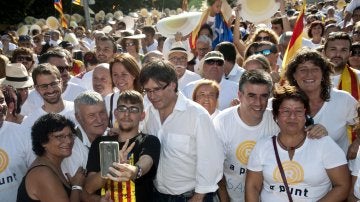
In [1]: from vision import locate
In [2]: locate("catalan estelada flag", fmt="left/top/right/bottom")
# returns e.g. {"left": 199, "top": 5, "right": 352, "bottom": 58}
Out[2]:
{"left": 54, "top": 0, "right": 68, "bottom": 28}
{"left": 280, "top": 0, "right": 306, "bottom": 82}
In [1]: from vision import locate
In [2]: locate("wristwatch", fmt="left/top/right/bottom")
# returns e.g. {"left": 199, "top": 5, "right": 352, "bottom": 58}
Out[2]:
{"left": 135, "top": 164, "right": 142, "bottom": 179}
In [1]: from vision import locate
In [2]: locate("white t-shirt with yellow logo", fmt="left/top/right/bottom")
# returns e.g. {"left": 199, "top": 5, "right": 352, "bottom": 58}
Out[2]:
{"left": 213, "top": 106, "right": 279, "bottom": 201}
{"left": 248, "top": 136, "right": 347, "bottom": 201}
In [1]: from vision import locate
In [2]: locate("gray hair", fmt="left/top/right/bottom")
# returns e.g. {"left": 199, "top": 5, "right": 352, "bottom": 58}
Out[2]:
{"left": 196, "top": 35, "right": 212, "bottom": 46}
{"left": 95, "top": 63, "right": 110, "bottom": 70}
{"left": 278, "top": 31, "right": 293, "bottom": 45}
{"left": 74, "top": 91, "right": 104, "bottom": 114}
{"left": 238, "top": 70, "right": 273, "bottom": 93}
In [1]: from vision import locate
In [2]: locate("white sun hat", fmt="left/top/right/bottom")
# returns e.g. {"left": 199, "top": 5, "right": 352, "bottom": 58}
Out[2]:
{"left": 0, "top": 63, "right": 33, "bottom": 89}
{"left": 156, "top": 12, "right": 202, "bottom": 38}
{"left": 238, "top": 0, "right": 280, "bottom": 23}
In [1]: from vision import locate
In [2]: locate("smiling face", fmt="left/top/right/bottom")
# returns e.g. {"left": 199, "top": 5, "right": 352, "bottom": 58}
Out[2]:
{"left": 43, "top": 126, "right": 74, "bottom": 158}
{"left": 96, "top": 40, "right": 115, "bottom": 63}
{"left": 194, "top": 84, "right": 218, "bottom": 115}
{"left": 111, "top": 62, "right": 135, "bottom": 91}
{"left": 238, "top": 83, "right": 270, "bottom": 126}
{"left": 35, "top": 74, "right": 62, "bottom": 105}
{"left": 293, "top": 61, "right": 323, "bottom": 94}
{"left": 114, "top": 101, "right": 145, "bottom": 133}
{"left": 93, "top": 67, "right": 113, "bottom": 97}
{"left": 76, "top": 103, "right": 108, "bottom": 139}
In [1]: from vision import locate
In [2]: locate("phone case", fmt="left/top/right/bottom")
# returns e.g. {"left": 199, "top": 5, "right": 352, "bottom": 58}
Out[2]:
{"left": 99, "top": 141, "right": 119, "bottom": 178}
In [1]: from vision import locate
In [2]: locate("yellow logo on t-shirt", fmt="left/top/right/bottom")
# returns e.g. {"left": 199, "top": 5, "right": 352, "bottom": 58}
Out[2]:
{"left": 273, "top": 161, "right": 304, "bottom": 185}
{"left": 236, "top": 141, "right": 256, "bottom": 165}
{"left": 0, "top": 148, "right": 9, "bottom": 173}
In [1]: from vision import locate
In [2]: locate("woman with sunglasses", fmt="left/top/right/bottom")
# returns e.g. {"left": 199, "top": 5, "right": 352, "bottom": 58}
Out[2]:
{"left": 120, "top": 34, "right": 143, "bottom": 67}
{"left": 11, "top": 47, "right": 35, "bottom": 74}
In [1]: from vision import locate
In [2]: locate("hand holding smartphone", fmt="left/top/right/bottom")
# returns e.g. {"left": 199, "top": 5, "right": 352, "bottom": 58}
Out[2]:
{"left": 99, "top": 141, "right": 119, "bottom": 178}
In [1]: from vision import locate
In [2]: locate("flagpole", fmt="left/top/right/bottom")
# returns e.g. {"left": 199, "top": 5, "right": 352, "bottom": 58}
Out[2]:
{"left": 83, "top": 0, "right": 91, "bottom": 30}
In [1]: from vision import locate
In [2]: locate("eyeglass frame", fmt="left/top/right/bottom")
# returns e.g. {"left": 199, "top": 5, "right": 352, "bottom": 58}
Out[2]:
{"left": 115, "top": 105, "right": 142, "bottom": 114}
{"left": 36, "top": 80, "right": 61, "bottom": 91}
{"left": 50, "top": 133, "right": 76, "bottom": 142}
{"left": 142, "top": 83, "right": 169, "bottom": 95}
{"left": 56, "top": 66, "right": 72, "bottom": 73}
{"left": 204, "top": 59, "right": 224, "bottom": 66}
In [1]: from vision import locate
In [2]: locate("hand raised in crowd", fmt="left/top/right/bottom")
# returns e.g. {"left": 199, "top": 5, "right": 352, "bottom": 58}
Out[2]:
{"left": 107, "top": 162, "right": 138, "bottom": 182}
{"left": 119, "top": 139, "right": 135, "bottom": 163}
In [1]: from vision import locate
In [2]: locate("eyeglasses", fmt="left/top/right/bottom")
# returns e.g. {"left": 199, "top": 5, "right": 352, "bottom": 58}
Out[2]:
{"left": 279, "top": 108, "right": 306, "bottom": 117}
{"left": 255, "top": 36, "right": 271, "bottom": 41}
{"left": 57, "top": 66, "right": 72, "bottom": 73}
{"left": 254, "top": 49, "right": 272, "bottom": 56}
{"left": 125, "top": 42, "right": 135, "bottom": 47}
{"left": 51, "top": 133, "right": 76, "bottom": 142}
{"left": 352, "top": 49, "right": 360, "bottom": 56}
{"left": 36, "top": 80, "right": 61, "bottom": 91}
{"left": 16, "top": 55, "right": 32, "bottom": 62}
{"left": 142, "top": 83, "right": 169, "bottom": 95}
{"left": 169, "top": 56, "right": 187, "bottom": 63}
{"left": 205, "top": 59, "right": 224, "bottom": 66}
{"left": 116, "top": 105, "right": 141, "bottom": 113}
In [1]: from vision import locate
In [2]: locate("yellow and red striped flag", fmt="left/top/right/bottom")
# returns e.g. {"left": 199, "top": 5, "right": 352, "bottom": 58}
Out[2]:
{"left": 280, "top": 0, "right": 306, "bottom": 83}
{"left": 54, "top": 0, "right": 68, "bottom": 28}
{"left": 72, "top": 0, "right": 82, "bottom": 6}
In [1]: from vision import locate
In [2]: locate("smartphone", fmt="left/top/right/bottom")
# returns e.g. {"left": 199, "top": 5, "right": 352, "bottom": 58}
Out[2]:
{"left": 99, "top": 141, "right": 119, "bottom": 178}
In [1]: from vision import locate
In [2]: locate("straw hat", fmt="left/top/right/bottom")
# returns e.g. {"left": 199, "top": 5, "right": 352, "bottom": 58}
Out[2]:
{"left": 17, "top": 25, "right": 29, "bottom": 36}
{"left": 114, "top": 10, "right": 124, "bottom": 20}
{"left": 156, "top": 12, "right": 202, "bottom": 38}
{"left": 46, "top": 16, "right": 59, "bottom": 30}
{"left": 140, "top": 8, "right": 149, "bottom": 18}
{"left": 239, "top": 0, "right": 280, "bottom": 23}
{"left": 30, "top": 24, "right": 41, "bottom": 35}
{"left": 0, "top": 63, "right": 33, "bottom": 89}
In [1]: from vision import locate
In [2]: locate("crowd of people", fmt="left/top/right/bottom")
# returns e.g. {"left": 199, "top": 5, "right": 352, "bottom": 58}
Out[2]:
{"left": 0, "top": 0, "right": 360, "bottom": 201}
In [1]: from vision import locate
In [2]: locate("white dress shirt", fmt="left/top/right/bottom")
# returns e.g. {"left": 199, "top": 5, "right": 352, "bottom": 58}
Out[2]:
{"left": 142, "top": 93, "right": 223, "bottom": 195}
{"left": 223, "top": 63, "right": 245, "bottom": 84}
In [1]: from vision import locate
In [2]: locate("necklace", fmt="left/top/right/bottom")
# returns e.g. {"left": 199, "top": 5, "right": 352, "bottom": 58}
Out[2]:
{"left": 277, "top": 135, "right": 306, "bottom": 151}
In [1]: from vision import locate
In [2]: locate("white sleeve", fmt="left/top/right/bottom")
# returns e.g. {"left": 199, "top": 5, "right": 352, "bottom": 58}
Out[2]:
{"left": 320, "top": 137, "right": 348, "bottom": 169}
{"left": 213, "top": 115, "right": 227, "bottom": 158}
{"left": 247, "top": 138, "right": 267, "bottom": 172}
{"left": 346, "top": 0, "right": 360, "bottom": 13}
{"left": 194, "top": 113, "right": 223, "bottom": 193}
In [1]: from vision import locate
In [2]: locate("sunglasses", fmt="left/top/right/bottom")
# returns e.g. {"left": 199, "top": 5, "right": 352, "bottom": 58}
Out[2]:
{"left": 255, "top": 36, "right": 271, "bottom": 41}
{"left": 16, "top": 56, "right": 32, "bottom": 62}
{"left": 352, "top": 49, "right": 360, "bottom": 56}
{"left": 205, "top": 59, "right": 224, "bottom": 66}
{"left": 254, "top": 49, "right": 272, "bottom": 56}
{"left": 57, "top": 66, "right": 72, "bottom": 73}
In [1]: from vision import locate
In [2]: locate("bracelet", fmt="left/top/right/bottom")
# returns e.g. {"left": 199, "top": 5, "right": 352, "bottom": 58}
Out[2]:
{"left": 135, "top": 164, "right": 142, "bottom": 179}
{"left": 71, "top": 185, "right": 83, "bottom": 191}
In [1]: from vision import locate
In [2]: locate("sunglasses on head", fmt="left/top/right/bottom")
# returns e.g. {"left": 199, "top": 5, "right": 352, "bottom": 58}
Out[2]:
{"left": 16, "top": 56, "right": 32, "bottom": 62}
{"left": 205, "top": 59, "right": 224, "bottom": 66}
{"left": 57, "top": 66, "right": 72, "bottom": 73}
{"left": 254, "top": 49, "right": 272, "bottom": 56}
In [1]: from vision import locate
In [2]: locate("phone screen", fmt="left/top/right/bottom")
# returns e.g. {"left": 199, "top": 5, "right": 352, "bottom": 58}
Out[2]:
{"left": 99, "top": 141, "right": 119, "bottom": 178}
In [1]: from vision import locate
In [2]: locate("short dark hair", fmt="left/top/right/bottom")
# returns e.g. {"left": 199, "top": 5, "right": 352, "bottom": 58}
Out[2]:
{"left": 139, "top": 59, "right": 178, "bottom": 92}
{"left": 271, "top": 17, "right": 284, "bottom": 29}
{"left": 97, "top": 35, "right": 117, "bottom": 53}
{"left": 238, "top": 70, "right": 273, "bottom": 92}
{"left": 117, "top": 90, "right": 144, "bottom": 110}
{"left": 142, "top": 26, "right": 156, "bottom": 37}
{"left": 31, "top": 113, "right": 75, "bottom": 156}
{"left": 38, "top": 50, "right": 66, "bottom": 63}
{"left": 324, "top": 31, "right": 352, "bottom": 50}
{"left": 215, "top": 42, "right": 236, "bottom": 63}
{"left": 272, "top": 85, "right": 310, "bottom": 121}
{"left": 285, "top": 48, "right": 333, "bottom": 101}
{"left": 32, "top": 63, "right": 61, "bottom": 85}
